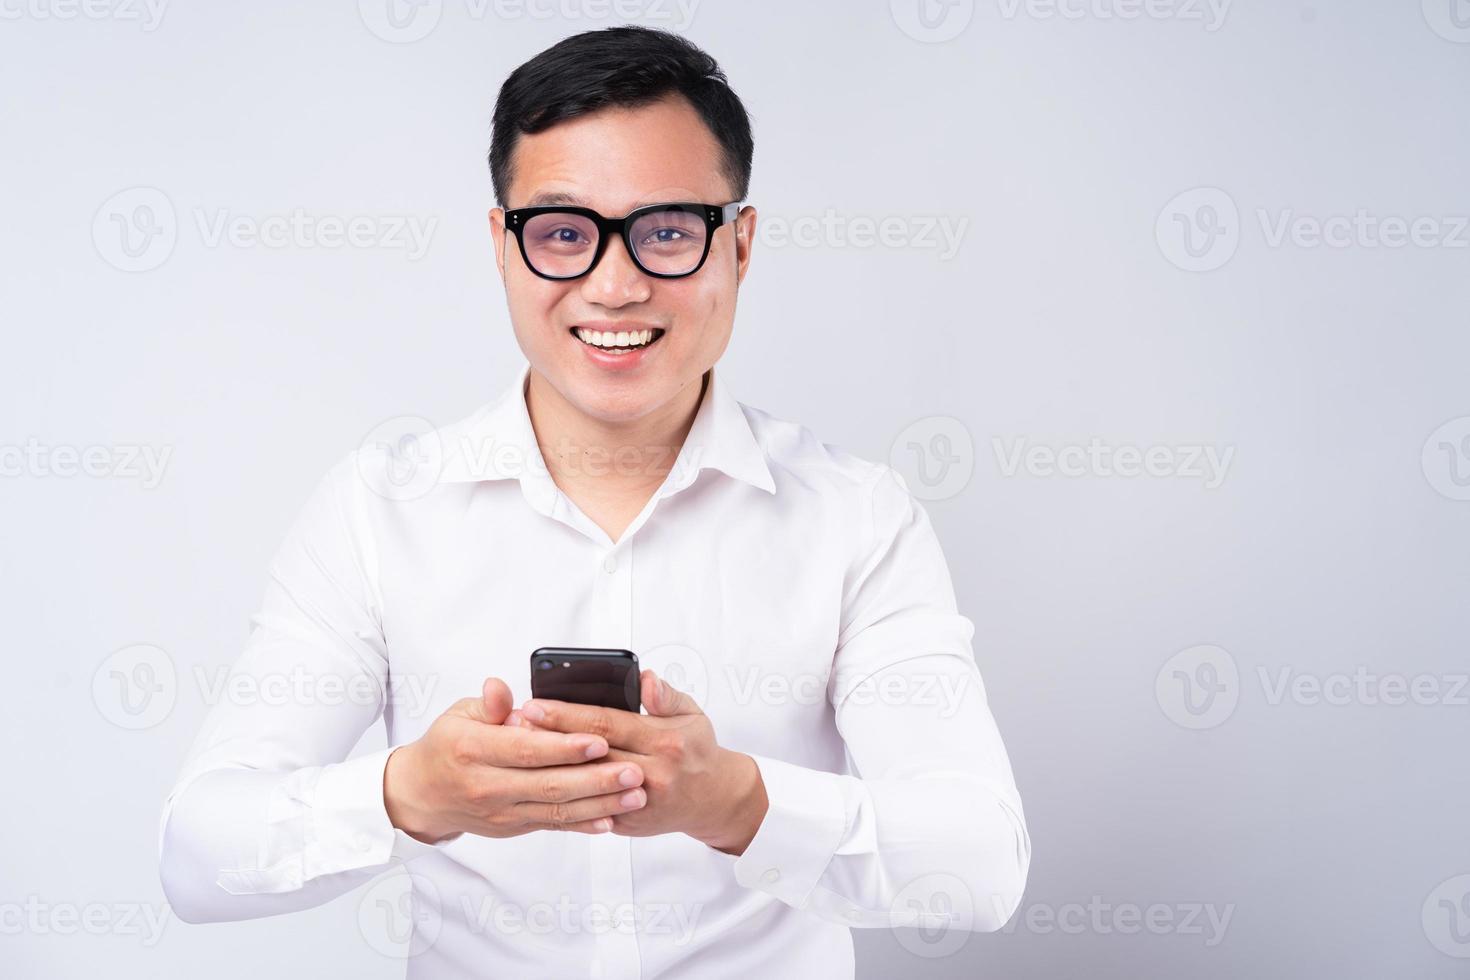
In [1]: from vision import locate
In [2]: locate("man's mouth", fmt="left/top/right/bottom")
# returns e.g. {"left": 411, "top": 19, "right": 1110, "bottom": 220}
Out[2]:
{"left": 570, "top": 326, "right": 666, "bottom": 355}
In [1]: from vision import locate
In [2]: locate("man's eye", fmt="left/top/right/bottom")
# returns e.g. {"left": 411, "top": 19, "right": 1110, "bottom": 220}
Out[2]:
{"left": 642, "top": 228, "right": 689, "bottom": 246}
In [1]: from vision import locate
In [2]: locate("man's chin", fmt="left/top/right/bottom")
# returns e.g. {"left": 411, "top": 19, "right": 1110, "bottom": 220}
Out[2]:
{"left": 531, "top": 362, "right": 665, "bottom": 425}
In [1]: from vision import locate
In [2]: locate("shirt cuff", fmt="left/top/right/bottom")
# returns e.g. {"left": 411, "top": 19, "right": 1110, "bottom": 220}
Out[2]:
{"left": 731, "top": 754, "right": 850, "bottom": 909}
{"left": 311, "top": 746, "right": 451, "bottom": 875}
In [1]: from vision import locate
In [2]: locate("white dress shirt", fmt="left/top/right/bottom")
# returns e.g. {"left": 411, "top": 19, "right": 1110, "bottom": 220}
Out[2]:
{"left": 158, "top": 362, "right": 1030, "bottom": 979}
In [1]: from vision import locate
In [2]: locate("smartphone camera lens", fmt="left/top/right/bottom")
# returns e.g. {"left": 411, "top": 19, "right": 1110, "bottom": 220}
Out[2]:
{"left": 536, "top": 660, "right": 553, "bottom": 671}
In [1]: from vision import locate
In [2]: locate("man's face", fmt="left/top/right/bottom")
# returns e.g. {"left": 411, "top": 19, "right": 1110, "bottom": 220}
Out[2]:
{"left": 490, "top": 95, "right": 755, "bottom": 424}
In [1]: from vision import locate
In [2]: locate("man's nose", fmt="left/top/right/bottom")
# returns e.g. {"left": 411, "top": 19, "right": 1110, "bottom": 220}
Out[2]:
{"left": 579, "top": 233, "right": 652, "bottom": 308}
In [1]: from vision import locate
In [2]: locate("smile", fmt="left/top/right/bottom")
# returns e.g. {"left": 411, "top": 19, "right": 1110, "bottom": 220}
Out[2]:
{"left": 570, "top": 326, "right": 666, "bottom": 354}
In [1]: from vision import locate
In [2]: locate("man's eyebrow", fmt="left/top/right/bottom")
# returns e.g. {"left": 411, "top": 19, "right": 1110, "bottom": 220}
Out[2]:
{"left": 522, "top": 191, "right": 589, "bottom": 207}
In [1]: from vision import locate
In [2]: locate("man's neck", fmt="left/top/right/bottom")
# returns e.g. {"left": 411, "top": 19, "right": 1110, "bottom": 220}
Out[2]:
{"left": 523, "top": 369, "right": 709, "bottom": 525}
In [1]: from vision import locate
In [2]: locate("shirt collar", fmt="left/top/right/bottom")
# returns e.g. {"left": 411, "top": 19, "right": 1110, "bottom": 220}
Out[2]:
{"left": 437, "top": 360, "right": 776, "bottom": 497}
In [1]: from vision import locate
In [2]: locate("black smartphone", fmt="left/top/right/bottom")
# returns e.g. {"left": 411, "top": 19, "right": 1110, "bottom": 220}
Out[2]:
{"left": 529, "top": 647, "right": 642, "bottom": 713}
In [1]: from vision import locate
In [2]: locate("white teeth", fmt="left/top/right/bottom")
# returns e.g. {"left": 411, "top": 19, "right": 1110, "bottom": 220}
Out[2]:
{"left": 574, "top": 327, "right": 660, "bottom": 350}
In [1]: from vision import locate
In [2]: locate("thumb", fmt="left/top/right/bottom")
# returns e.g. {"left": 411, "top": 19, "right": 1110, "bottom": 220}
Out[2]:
{"left": 642, "top": 669, "right": 703, "bottom": 718}
{"left": 447, "top": 677, "right": 513, "bottom": 725}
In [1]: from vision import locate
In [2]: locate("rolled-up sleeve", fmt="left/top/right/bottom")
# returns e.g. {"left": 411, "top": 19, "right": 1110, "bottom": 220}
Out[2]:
{"left": 158, "top": 455, "right": 445, "bottom": 924}
{"left": 732, "top": 465, "right": 1031, "bottom": 933}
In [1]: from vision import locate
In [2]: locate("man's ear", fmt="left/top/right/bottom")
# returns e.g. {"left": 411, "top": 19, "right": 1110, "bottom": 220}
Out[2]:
{"left": 488, "top": 207, "right": 508, "bottom": 281}
{"left": 734, "top": 205, "right": 756, "bottom": 286}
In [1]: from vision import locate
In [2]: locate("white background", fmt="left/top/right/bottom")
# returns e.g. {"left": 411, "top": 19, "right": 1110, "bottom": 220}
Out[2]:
{"left": 2, "top": 1, "right": 1468, "bottom": 977}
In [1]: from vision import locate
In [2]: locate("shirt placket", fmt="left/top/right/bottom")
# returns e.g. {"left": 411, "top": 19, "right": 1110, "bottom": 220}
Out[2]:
{"left": 587, "top": 535, "right": 640, "bottom": 979}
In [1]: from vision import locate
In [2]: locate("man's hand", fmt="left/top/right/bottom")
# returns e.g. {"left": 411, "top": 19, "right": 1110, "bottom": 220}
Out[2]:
{"left": 511, "top": 670, "right": 769, "bottom": 855}
{"left": 383, "top": 677, "right": 649, "bottom": 844}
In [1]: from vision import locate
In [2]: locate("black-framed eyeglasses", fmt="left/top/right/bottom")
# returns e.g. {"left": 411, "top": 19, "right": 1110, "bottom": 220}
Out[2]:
{"left": 504, "top": 202, "right": 741, "bottom": 281}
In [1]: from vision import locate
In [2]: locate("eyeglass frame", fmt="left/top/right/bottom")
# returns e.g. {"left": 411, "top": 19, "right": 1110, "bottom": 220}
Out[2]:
{"left": 503, "top": 201, "right": 742, "bottom": 281}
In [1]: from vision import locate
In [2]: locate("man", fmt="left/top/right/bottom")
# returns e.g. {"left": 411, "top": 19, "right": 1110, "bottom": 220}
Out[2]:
{"left": 159, "top": 25, "right": 1029, "bottom": 979}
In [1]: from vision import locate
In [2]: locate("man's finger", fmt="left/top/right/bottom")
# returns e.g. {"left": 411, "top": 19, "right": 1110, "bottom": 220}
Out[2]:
{"left": 502, "top": 760, "right": 644, "bottom": 805}
{"left": 524, "top": 816, "right": 615, "bottom": 835}
{"left": 641, "top": 669, "right": 704, "bottom": 718}
{"left": 521, "top": 698, "right": 657, "bottom": 752}
{"left": 446, "top": 677, "right": 514, "bottom": 725}
{"left": 482, "top": 677, "right": 514, "bottom": 722}
{"left": 467, "top": 725, "right": 609, "bottom": 767}
{"left": 515, "top": 786, "right": 648, "bottom": 827}
{"left": 601, "top": 747, "right": 643, "bottom": 766}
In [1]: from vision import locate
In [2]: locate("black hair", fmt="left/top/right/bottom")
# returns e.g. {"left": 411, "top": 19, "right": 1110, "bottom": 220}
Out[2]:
{"left": 488, "top": 26, "right": 753, "bottom": 207}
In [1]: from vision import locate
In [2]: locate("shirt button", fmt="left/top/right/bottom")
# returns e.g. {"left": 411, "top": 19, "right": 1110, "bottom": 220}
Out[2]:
{"left": 844, "top": 907, "right": 862, "bottom": 921}
{"left": 761, "top": 868, "right": 781, "bottom": 884}
{"left": 355, "top": 833, "right": 373, "bottom": 852}
{"left": 602, "top": 554, "right": 618, "bottom": 574}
